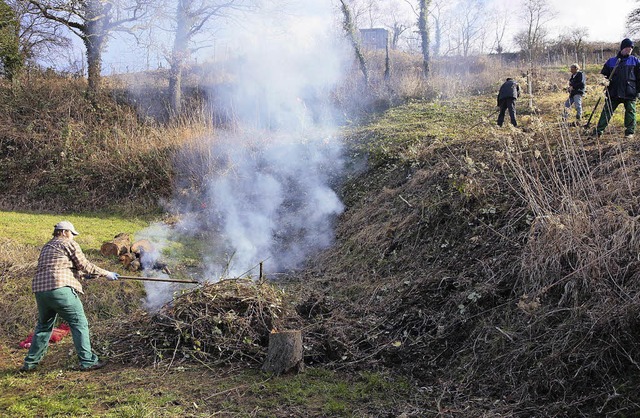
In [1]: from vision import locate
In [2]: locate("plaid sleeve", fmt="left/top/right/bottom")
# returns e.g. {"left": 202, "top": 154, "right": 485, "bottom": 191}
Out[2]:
{"left": 67, "top": 240, "right": 111, "bottom": 278}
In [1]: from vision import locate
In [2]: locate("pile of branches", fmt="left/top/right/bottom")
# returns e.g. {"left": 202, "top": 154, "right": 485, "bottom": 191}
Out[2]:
{"left": 107, "top": 278, "right": 298, "bottom": 367}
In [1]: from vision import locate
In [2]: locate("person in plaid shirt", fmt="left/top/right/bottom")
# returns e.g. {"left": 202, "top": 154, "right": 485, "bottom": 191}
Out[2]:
{"left": 20, "top": 221, "right": 119, "bottom": 372}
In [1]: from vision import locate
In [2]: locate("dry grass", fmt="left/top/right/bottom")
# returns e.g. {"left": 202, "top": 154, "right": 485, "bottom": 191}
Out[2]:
{"left": 286, "top": 88, "right": 640, "bottom": 415}
{"left": 0, "top": 238, "right": 39, "bottom": 336}
{"left": 0, "top": 74, "right": 217, "bottom": 214}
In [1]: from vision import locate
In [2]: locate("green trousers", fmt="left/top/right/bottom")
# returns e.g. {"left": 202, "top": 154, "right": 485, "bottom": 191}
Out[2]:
{"left": 596, "top": 97, "right": 636, "bottom": 135}
{"left": 23, "top": 286, "right": 99, "bottom": 369}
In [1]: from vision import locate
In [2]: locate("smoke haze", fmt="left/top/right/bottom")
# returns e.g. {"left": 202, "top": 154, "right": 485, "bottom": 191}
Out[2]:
{"left": 137, "top": 1, "right": 348, "bottom": 310}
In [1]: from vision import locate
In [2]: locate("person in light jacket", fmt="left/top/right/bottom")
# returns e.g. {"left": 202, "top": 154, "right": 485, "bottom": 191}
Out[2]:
{"left": 20, "top": 221, "right": 119, "bottom": 372}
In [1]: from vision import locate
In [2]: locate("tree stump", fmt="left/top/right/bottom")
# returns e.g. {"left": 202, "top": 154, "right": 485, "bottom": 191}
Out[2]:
{"left": 261, "top": 330, "right": 304, "bottom": 375}
{"left": 100, "top": 233, "right": 131, "bottom": 257}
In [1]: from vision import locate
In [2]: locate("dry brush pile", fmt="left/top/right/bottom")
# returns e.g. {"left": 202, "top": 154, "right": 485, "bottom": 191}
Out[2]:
{"left": 106, "top": 278, "right": 300, "bottom": 368}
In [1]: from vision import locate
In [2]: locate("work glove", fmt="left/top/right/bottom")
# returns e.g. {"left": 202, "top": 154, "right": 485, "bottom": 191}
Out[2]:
{"left": 105, "top": 272, "right": 119, "bottom": 281}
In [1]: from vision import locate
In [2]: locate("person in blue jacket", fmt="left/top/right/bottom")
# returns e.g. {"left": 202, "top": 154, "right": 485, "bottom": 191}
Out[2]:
{"left": 594, "top": 38, "right": 640, "bottom": 138}
{"left": 563, "top": 63, "right": 585, "bottom": 124}
{"left": 497, "top": 78, "right": 520, "bottom": 127}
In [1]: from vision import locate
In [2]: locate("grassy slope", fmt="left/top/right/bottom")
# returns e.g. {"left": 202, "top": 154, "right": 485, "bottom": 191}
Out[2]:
{"left": 3, "top": 64, "right": 640, "bottom": 416}
{"left": 293, "top": 65, "right": 640, "bottom": 415}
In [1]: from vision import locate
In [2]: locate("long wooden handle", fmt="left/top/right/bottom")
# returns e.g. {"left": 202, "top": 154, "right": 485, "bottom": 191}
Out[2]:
{"left": 117, "top": 275, "right": 199, "bottom": 284}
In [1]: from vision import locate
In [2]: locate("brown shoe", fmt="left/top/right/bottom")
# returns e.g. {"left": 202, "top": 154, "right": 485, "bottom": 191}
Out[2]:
{"left": 80, "top": 361, "right": 107, "bottom": 371}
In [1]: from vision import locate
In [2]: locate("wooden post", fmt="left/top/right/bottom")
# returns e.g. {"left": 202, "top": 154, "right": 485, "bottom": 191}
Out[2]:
{"left": 261, "top": 330, "right": 304, "bottom": 375}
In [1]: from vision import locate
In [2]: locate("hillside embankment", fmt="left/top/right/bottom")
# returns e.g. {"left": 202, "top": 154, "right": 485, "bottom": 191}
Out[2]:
{"left": 291, "top": 80, "right": 640, "bottom": 414}
{"left": 3, "top": 65, "right": 640, "bottom": 415}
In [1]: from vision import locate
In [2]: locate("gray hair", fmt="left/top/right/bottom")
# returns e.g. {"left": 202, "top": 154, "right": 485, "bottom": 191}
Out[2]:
{"left": 570, "top": 63, "right": 580, "bottom": 70}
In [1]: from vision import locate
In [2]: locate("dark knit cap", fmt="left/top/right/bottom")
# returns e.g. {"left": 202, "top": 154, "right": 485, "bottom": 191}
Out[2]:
{"left": 621, "top": 38, "right": 634, "bottom": 50}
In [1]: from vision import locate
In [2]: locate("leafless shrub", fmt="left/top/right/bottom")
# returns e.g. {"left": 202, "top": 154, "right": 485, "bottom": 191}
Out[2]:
{"left": 0, "top": 238, "right": 39, "bottom": 336}
{"left": 504, "top": 131, "right": 640, "bottom": 302}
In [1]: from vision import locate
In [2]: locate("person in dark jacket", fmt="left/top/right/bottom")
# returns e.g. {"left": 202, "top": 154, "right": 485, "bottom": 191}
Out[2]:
{"left": 563, "top": 63, "right": 585, "bottom": 124}
{"left": 594, "top": 38, "right": 640, "bottom": 138}
{"left": 497, "top": 78, "right": 520, "bottom": 127}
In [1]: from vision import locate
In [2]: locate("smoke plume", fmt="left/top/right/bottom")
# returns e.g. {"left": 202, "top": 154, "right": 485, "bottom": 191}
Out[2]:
{"left": 137, "top": 1, "right": 348, "bottom": 310}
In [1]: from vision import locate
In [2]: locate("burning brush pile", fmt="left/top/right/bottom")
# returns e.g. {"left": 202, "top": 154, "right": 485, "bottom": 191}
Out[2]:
{"left": 107, "top": 278, "right": 298, "bottom": 367}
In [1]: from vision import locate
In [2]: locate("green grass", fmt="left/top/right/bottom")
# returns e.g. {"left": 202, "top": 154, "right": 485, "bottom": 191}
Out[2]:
{"left": 0, "top": 211, "right": 151, "bottom": 247}
{"left": 345, "top": 97, "right": 496, "bottom": 167}
{"left": 242, "top": 368, "right": 412, "bottom": 415}
{"left": 0, "top": 365, "right": 413, "bottom": 417}
{"left": 0, "top": 371, "right": 184, "bottom": 417}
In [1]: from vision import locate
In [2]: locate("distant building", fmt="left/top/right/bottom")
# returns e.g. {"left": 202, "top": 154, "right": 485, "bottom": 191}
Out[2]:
{"left": 359, "top": 28, "right": 389, "bottom": 50}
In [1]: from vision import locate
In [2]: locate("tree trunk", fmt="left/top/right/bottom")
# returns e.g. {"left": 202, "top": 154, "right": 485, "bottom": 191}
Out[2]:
{"left": 339, "top": 0, "right": 369, "bottom": 88}
{"left": 169, "top": 0, "right": 190, "bottom": 117}
{"left": 418, "top": 0, "right": 431, "bottom": 79}
{"left": 84, "top": 0, "right": 108, "bottom": 95}
{"left": 85, "top": 37, "right": 103, "bottom": 94}
{"left": 261, "top": 330, "right": 304, "bottom": 375}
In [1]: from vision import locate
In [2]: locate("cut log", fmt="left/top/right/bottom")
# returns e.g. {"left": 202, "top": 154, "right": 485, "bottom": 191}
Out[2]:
{"left": 100, "top": 233, "right": 131, "bottom": 257}
{"left": 129, "top": 259, "right": 141, "bottom": 272}
{"left": 131, "top": 239, "right": 154, "bottom": 256}
{"left": 261, "top": 330, "right": 304, "bottom": 375}
{"left": 118, "top": 252, "right": 136, "bottom": 269}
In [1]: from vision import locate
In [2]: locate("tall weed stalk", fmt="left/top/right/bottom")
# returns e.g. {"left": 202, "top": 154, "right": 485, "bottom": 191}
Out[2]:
{"left": 504, "top": 127, "right": 640, "bottom": 306}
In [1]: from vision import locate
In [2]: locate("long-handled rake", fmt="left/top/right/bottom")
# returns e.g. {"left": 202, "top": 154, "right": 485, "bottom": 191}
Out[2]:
{"left": 583, "top": 57, "right": 621, "bottom": 130}
{"left": 470, "top": 108, "right": 499, "bottom": 129}
{"left": 583, "top": 96, "right": 602, "bottom": 130}
{"left": 88, "top": 273, "right": 199, "bottom": 284}
{"left": 117, "top": 275, "right": 199, "bottom": 284}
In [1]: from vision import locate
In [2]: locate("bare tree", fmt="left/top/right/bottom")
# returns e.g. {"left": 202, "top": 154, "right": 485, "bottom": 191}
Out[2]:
{"left": 453, "top": 0, "right": 485, "bottom": 57}
{"left": 360, "top": 0, "right": 381, "bottom": 28}
{"left": 166, "top": 0, "right": 254, "bottom": 115}
{"left": 566, "top": 26, "right": 588, "bottom": 63}
{"left": 343, "top": 0, "right": 379, "bottom": 29}
{"left": 627, "top": 1, "right": 640, "bottom": 37}
{"left": 513, "top": 0, "right": 555, "bottom": 63}
{"left": 429, "top": 0, "right": 447, "bottom": 57}
{"left": 417, "top": 0, "right": 430, "bottom": 78}
{"left": 488, "top": 3, "right": 508, "bottom": 55}
{"left": 513, "top": 0, "right": 554, "bottom": 109}
{"left": 26, "top": 0, "right": 152, "bottom": 94}
{"left": 6, "top": 0, "right": 70, "bottom": 67}
{"left": 380, "top": 0, "right": 412, "bottom": 50}
{"left": 339, "top": 0, "right": 369, "bottom": 87}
